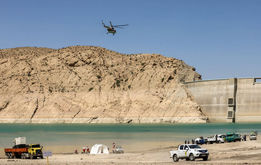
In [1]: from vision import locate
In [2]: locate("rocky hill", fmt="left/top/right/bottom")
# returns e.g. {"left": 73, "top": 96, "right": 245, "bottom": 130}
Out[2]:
{"left": 0, "top": 46, "right": 207, "bottom": 123}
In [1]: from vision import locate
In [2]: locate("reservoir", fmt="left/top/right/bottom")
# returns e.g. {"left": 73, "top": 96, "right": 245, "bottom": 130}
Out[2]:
{"left": 0, "top": 123, "right": 260, "bottom": 153}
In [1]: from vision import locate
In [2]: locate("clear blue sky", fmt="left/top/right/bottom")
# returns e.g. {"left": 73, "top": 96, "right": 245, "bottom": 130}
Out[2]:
{"left": 1, "top": 0, "right": 260, "bottom": 80}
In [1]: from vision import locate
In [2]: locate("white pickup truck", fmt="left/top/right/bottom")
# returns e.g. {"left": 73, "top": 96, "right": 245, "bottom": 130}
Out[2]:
{"left": 206, "top": 134, "right": 225, "bottom": 144}
{"left": 170, "top": 144, "right": 209, "bottom": 162}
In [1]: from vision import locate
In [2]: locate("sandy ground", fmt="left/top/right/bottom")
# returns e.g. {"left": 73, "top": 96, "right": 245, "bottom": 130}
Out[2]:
{"left": 0, "top": 138, "right": 261, "bottom": 165}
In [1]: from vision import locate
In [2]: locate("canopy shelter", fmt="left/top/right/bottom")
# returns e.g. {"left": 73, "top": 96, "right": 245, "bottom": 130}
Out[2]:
{"left": 90, "top": 144, "right": 109, "bottom": 154}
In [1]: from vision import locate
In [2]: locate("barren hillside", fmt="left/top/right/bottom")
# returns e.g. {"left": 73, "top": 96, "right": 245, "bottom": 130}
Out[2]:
{"left": 0, "top": 46, "right": 207, "bottom": 123}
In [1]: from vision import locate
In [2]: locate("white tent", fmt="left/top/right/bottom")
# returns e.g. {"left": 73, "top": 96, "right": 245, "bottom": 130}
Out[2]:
{"left": 90, "top": 144, "right": 109, "bottom": 154}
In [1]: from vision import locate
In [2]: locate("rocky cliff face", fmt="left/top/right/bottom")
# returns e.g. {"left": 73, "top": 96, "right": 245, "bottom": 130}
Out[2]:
{"left": 0, "top": 46, "right": 207, "bottom": 123}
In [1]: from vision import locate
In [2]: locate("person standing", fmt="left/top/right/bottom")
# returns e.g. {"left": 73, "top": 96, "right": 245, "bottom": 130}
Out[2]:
{"left": 86, "top": 146, "right": 90, "bottom": 153}
{"left": 82, "top": 147, "right": 86, "bottom": 153}
{"left": 112, "top": 142, "right": 116, "bottom": 153}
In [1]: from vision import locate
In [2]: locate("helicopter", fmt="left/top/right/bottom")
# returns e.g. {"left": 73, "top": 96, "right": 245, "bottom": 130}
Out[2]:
{"left": 102, "top": 21, "right": 128, "bottom": 35}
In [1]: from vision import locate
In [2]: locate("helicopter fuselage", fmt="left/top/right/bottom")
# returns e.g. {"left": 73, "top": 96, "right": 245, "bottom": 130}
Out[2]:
{"left": 107, "top": 27, "right": 116, "bottom": 34}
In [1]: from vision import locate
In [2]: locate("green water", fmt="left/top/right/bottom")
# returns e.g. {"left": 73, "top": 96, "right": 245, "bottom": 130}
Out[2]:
{"left": 0, "top": 123, "right": 260, "bottom": 147}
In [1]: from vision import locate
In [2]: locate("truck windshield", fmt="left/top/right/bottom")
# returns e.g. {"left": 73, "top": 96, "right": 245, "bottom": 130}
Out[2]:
{"left": 32, "top": 144, "right": 40, "bottom": 148}
{"left": 189, "top": 145, "right": 201, "bottom": 149}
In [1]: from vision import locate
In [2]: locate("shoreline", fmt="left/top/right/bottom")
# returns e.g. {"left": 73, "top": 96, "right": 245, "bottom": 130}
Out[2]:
{"left": 1, "top": 139, "right": 261, "bottom": 164}
{"left": 0, "top": 117, "right": 207, "bottom": 124}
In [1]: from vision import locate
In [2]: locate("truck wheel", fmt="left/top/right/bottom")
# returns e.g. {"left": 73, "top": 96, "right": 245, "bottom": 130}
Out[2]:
{"left": 11, "top": 153, "right": 15, "bottom": 159}
{"left": 7, "top": 153, "right": 12, "bottom": 159}
{"left": 189, "top": 153, "right": 195, "bottom": 161}
{"left": 203, "top": 156, "right": 208, "bottom": 161}
{"left": 10, "top": 153, "right": 14, "bottom": 159}
{"left": 173, "top": 154, "right": 179, "bottom": 162}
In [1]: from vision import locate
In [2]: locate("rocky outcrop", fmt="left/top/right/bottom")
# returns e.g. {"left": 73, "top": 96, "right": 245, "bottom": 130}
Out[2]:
{"left": 0, "top": 46, "right": 207, "bottom": 123}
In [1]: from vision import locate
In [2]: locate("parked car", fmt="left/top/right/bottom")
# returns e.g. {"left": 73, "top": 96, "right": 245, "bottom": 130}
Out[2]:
{"left": 225, "top": 133, "right": 241, "bottom": 142}
{"left": 170, "top": 144, "right": 209, "bottom": 162}
{"left": 194, "top": 137, "right": 206, "bottom": 145}
{"left": 249, "top": 132, "right": 257, "bottom": 140}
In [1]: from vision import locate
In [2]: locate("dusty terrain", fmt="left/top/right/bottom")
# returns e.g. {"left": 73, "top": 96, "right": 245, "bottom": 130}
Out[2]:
{"left": 0, "top": 137, "right": 260, "bottom": 164}
{"left": 0, "top": 46, "right": 206, "bottom": 123}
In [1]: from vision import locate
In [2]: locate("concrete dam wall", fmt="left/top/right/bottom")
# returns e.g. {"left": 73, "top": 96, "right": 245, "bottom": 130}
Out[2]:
{"left": 184, "top": 78, "right": 261, "bottom": 123}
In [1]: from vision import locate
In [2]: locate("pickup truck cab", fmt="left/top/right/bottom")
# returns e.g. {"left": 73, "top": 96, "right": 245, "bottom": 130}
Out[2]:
{"left": 170, "top": 144, "right": 209, "bottom": 162}
{"left": 217, "top": 134, "right": 225, "bottom": 143}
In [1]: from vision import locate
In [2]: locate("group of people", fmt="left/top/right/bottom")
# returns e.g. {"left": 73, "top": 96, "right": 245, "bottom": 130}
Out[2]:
{"left": 82, "top": 146, "right": 90, "bottom": 154}
{"left": 184, "top": 139, "right": 195, "bottom": 144}
{"left": 74, "top": 142, "right": 117, "bottom": 154}
{"left": 74, "top": 146, "right": 90, "bottom": 154}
